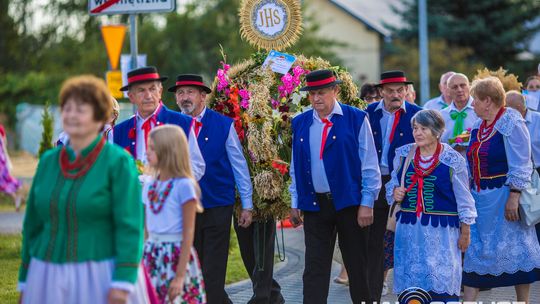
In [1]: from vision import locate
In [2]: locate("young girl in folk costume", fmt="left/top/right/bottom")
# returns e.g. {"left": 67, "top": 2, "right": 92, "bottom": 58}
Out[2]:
{"left": 142, "top": 125, "right": 206, "bottom": 304}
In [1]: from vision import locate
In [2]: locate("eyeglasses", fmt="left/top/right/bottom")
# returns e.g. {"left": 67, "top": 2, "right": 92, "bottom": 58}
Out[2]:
{"left": 363, "top": 95, "right": 382, "bottom": 102}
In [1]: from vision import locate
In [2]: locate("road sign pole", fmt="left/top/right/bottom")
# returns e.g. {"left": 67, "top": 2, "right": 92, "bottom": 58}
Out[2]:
{"left": 129, "top": 14, "right": 138, "bottom": 70}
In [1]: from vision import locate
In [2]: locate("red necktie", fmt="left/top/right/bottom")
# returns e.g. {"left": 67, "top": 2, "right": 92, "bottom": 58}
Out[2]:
{"left": 389, "top": 109, "right": 403, "bottom": 143}
{"left": 320, "top": 118, "right": 333, "bottom": 159}
{"left": 141, "top": 115, "right": 156, "bottom": 149}
{"left": 194, "top": 120, "right": 203, "bottom": 137}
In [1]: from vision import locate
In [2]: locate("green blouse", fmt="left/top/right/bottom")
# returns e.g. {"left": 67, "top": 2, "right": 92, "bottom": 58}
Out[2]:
{"left": 19, "top": 136, "right": 143, "bottom": 284}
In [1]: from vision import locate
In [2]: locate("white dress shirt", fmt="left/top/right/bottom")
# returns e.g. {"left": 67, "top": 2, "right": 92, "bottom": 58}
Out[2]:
{"left": 440, "top": 97, "right": 478, "bottom": 145}
{"left": 424, "top": 95, "right": 450, "bottom": 111}
{"left": 525, "top": 109, "right": 540, "bottom": 168}
{"left": 135, "top": 105, "right": 206, "bottom": 181}
{"left": 375, "top": 100, "right": 407, "bottom": 176}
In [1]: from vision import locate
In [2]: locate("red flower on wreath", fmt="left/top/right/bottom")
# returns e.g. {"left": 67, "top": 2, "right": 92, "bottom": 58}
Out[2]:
{"left": 272, "top": 160, "right": 289, "bottom": 175}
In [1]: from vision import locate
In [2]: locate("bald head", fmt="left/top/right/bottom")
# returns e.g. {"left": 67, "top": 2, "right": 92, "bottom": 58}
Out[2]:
{"left": 439, "top": 71, "right": 456, "bottom": 102}
{"left": 506, "top": 90, "right": 527, "bottom": 117}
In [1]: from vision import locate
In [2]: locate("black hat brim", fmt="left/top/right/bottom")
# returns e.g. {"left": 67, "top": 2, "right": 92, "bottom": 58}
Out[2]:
{"left": 299, "top": 80, "right": 343, "bottom": 91}
{"left": 119, "top": 76, "right": 169, "bottom": 91}
{"left": 375, "top": 80, "right": 414, "bottom": 87}
{"left": 167, "top": 84, "right": 212, "bottom": 94}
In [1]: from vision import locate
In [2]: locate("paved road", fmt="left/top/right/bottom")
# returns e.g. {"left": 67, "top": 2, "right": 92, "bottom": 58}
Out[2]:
{"left": 227, "top": 227, "right": 540, "bottom": 303}
{"left": 0, "top": 211, "right": 23, "bottom": 234}
{"left": 2, "top": 212, "right": 538, "bottom": 303}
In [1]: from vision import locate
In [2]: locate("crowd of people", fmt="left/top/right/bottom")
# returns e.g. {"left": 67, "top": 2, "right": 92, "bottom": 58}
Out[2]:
{"left": 12, "top": 64, "right": 540, "bottom": 304}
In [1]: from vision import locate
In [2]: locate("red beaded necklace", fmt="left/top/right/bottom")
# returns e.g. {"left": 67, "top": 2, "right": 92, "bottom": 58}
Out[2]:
{"left": 478, "top": 107, "right": 506, "bottom": 141}
{"left": 59, "top": 136, "right": 106, "bottom": 179}
{"left": 147, "top": 178, "right": 174, "bottom": 214}
{"left": 405, "top": 143, "right": 442, "bottom": 217}
{"left": 413, "top": 143, "right": 442, "bottom": 175}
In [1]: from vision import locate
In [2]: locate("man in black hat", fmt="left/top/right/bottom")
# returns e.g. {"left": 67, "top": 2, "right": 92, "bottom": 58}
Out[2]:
{"left": 364, "top": 70, "right": 422, "bottom": 303}
{"left": 170, "top": 74, "right": 280, "bottom": 304}
{"left": 289, "top": 69, "right": 381, "bottom": 303}
{"left": 113, "top": 66, "right": 205, "bottom": 180}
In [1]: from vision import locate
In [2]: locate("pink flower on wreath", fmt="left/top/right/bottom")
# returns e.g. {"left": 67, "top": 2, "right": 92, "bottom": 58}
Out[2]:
{"left": 238, "top": 89, "right": 250, "bottom": 109}
{"left": 216, "top": 61, "right": 231, "bottom": 93}
{"left": 271, "top": 98, "right": 280, "bottom": 109}
{"left": 292, "top": 65, "right": 306, "bottom": 77}
{"left": 279, "top": 73, "right": 296, "bottom": 98}
{"left": 455, "top": 137, "right": 464, "bottom": 144}
{"left": 466, "top": 127, "right": 472, "bottom": 132}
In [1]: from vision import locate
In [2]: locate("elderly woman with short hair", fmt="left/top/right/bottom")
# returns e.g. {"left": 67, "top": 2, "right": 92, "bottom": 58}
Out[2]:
{"left": 386, "top": 109, "right": 477, "bottom": 303}
{"left": 463, "top": 77, "right": 540, "bottom": 303}
{"left": 19, "top": 75, "right": 150, "bottom": 304}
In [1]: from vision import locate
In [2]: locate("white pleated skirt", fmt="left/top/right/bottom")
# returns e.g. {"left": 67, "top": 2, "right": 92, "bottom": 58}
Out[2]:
{"left": 21, "top": 258, "right": 151, "bottom": 304}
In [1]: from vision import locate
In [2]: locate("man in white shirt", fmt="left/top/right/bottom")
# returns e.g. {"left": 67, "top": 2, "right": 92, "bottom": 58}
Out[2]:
{"left": 440, "top": 73, "right": 478, "bottom": 155}
{"left": 424, "top": 71, "right": 456, "bottom": 111}
{"left": 506, "top": 90, "right": 540, "bottom": 242}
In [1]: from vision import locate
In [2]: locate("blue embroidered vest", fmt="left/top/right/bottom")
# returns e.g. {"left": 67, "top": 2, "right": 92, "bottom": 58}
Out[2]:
{"left": 197, "top": 109, "right": 236, "bottom": 209}
{"left": 396, "top": 160, "right": 460, "bottom": 228}
{"left": 113, "top": 104, "right": 192, "bottom": 158}
{"left": 292, "top": 104, "right": 366, "bottom": 211}
{"left": 365, "top": 101, "right": 422, "bottom": 174}
{"left": 466, "top": 129, "right": 508, "bottom": 190}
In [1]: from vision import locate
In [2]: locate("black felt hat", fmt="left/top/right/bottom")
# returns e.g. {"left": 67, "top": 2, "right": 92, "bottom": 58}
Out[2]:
{"left": 299, "top": 69, "right": 343, "bottom": 91}
{"left": 119, "top": 66, "right": 168, "bottom": 91}
{"left": 167, "top": 74, "right": 212, "bottom": 93}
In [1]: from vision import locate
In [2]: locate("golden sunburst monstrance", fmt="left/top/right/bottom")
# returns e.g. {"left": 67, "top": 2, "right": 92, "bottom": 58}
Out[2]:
{"left": 239, "top": 0, "right": 303, "bottom": 51}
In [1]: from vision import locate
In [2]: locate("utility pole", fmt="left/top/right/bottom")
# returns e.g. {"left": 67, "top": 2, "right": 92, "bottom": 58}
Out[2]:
{"left": 418, "top": 0, "right": 430, "bottom": 103}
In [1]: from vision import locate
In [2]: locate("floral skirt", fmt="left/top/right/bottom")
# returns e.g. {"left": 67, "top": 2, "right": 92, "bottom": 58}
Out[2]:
{"left": 143, "top": 240, "right": 206, "bottom": 304}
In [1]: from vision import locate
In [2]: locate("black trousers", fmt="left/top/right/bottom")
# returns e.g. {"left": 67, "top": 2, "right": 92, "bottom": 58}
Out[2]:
{"left": 194, "top": 205, "right": 234, "bottom": 304}
{"left": 366, "top": 175, "right": 392, "bottom": 304}
{"left": 303, "top": 193, "right": 371, "bottom": 304}
{"left": 233, "top": 217, "right": 285, "bottom": 304}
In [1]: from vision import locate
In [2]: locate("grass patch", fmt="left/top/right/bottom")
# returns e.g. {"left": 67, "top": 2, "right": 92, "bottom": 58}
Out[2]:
{"left": 0, "top": 194, "right": 22, "bottom": 213}
{"left": 0, "top": 227, "right": 249, "bottom": 304}
{"left": 0, "top": 228, "right": 248, "bottom": 303}
{"left": 0, "top": 234, "right": 22, "bottom": 304}
{"left": 226, "top": 227, "right": 249, "bottom": 284}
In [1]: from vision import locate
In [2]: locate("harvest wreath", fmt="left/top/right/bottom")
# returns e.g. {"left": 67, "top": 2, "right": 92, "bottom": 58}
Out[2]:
{"left": 206, "top": 51, "right": 366, "bottom": 219}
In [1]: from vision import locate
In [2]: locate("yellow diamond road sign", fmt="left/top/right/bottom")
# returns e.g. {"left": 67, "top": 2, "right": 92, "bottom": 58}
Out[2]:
{"left": 106, "top": 70, "right": 123, "bottom": 99}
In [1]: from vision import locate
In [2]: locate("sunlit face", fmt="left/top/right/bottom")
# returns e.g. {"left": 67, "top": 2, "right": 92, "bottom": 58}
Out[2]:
{"left": 413, "top": 122, "right": 438, "bottom": 148}
{"left": 527, "top": 78, "right": 540, "bottom": 92}
{"left": 440, "top": 74, "right": 455, "bottom": 102}
{"left": 176, "top": 86, "right": 206, "bottom": 116}
{"left": 308, "top": 86, "right": 339, "bottom": 116}
{"left": 406, "top": 89, "right": 416, "bottom": 103}
{"left": 380, "top": 83, "right": 406, "bottom": 112}
{"left": 61, "top": 98, "right": 103, "bottom": 139}
{"left": 472, "top": 96, "right": 491, "bottom": 120}
{"left": 128, "top": 81, "right": 163, "bottom": 118}
{"left": 448, "top": 75, "right": 470, "bottom": 105}
{"left": 146, "top": 137, "right": 158, "bottom": 168}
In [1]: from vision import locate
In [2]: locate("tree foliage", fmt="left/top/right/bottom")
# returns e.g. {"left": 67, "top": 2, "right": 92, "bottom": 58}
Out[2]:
{"left": 38, "top": 102, "right": 54, "bottom": 157}
{"left": 391, "top": 0, "right": 540, "bottom": 71}
{"left": 1, "top": 0, "right": 340, "bottom": 125}
{"left": 383, "top": 39, "right": 483, "bottom": 101}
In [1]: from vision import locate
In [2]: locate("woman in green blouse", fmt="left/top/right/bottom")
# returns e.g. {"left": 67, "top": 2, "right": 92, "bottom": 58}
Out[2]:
{"left": 18, "top": 75, "right": 148, "bottom": 304}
